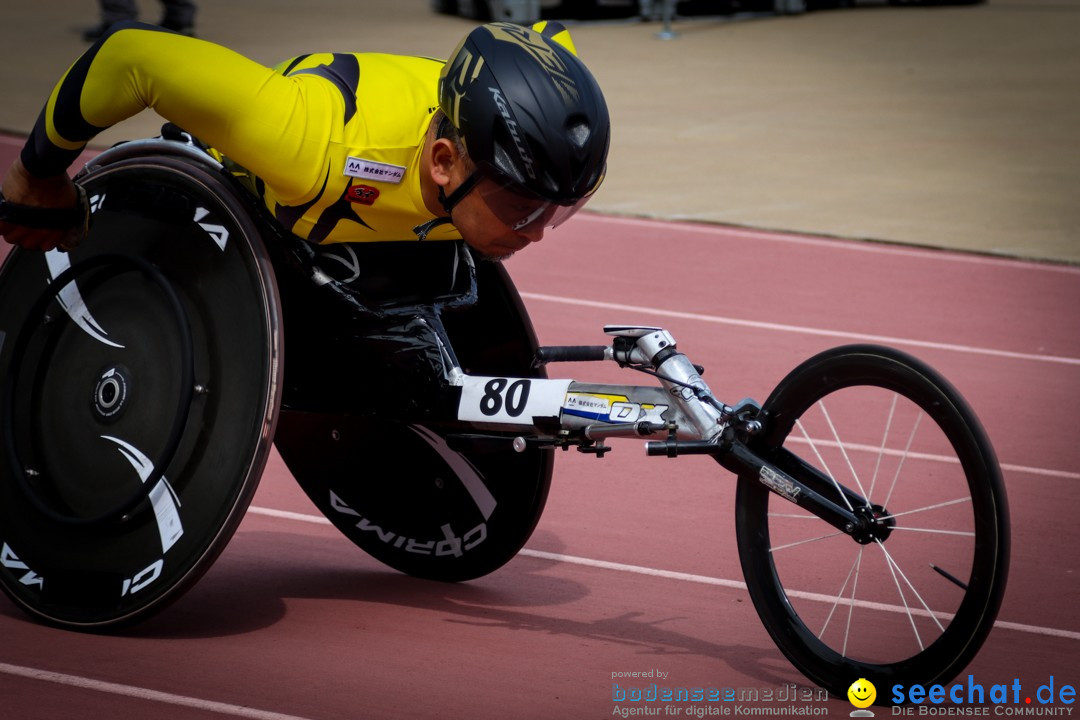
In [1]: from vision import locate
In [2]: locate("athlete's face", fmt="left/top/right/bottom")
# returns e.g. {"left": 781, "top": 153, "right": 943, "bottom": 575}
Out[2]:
{"left": 450, "top": 177, "right": 546, "bottom": 261}
{"left": 425, "top": 135, "right": 546, "bottom": 260}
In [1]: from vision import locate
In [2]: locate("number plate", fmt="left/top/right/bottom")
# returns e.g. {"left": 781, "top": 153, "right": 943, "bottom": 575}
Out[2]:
{"left": 457, "top": 377, "right": 572, "bottom": 425}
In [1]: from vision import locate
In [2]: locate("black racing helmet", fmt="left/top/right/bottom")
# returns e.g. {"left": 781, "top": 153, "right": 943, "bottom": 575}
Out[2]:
{"left": 439, "top": 22, "right": 610, "bottom": 228}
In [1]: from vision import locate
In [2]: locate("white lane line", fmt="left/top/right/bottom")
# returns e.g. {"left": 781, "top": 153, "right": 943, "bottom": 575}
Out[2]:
{"left": 0, "top": 662, "right": 317, "bottom": 720}
{"left": 244, "top": 506, "right": 1079, "bottom": 642}
{"left": 252, "top": 506, "right": 331, "bottom": 525}
{"left": 575, "top": 213, "right": 1080, "bottom": 275}
{"left": 1000, "top": 463, "right": 1080, "bottom": 481}
{"left": 519, "top": 291, "right": 1080, "bottom": 367}
{"left": 515, "top": 550, "right": 1080, "bottom": 642}
{"left": 784, "top": 436, "right": 1080, "bottom": 482}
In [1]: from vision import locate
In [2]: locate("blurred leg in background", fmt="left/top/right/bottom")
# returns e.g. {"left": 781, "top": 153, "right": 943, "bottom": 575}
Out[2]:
{"left": 83, "top": 0, "right": 197, "bottom": 41}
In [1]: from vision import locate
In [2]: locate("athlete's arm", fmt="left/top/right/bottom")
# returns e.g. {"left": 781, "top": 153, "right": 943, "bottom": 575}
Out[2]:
{"left": 3, "top": 22, "right": 343, "bottom": 250}
{"left": 25, "top": 21, "right": 341, "bottom": 198}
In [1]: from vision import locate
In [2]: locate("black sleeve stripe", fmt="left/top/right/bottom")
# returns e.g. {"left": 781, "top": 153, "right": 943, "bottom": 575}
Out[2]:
{"left": 288, "top": 54, "right": 361, "bottom": 126}
{"left": 280, "top": 54, "right": 311, "bottom": 76}
{"left": 21, "top": 109, "right": 83, "bottom": 177}
{"left": 274, "top": 164, "right": 331, "bottom": 233}
{"left": 21, "top": 21, "right": 173, "bottom": 176}
{"left": 54, "top": 21, "right": 173, "bottom": 144}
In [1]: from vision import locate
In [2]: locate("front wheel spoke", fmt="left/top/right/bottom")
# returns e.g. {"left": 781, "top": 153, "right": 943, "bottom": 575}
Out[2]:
{"left": 841, "top": 547, "right": 864, "bottom": 658}
{"left": 795, "top": 418, "right": 853, "bottom": 513}
{"left": 877, "top": 539, "right": 946, "bottom": 635}
{"left": 868, "top": 394, "right": 899, "bottom": 500}
{"left": 879, "top": 496, "right": 972, "bottom": 522}
{"left": 818, "top": 548, "right": 860, "bottom": 640}
{"left": 877, "top": 539, "right": 925, "bottom": 651}
{"left": 769, "top": 530, "right": 846, "bottom": 553}
{"left": 883, "top": 410, "right": 925, "bottom": 508}
{"left": 891, "top": 526, "right": 975, "bottom": 537}
{"left": 817, "top": 399, "right": 872, "bottom": 509}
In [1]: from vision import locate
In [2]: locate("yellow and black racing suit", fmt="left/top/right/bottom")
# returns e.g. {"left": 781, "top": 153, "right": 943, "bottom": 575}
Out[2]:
{"left": 19, "top": 20, "right": 573, "bottom": 245}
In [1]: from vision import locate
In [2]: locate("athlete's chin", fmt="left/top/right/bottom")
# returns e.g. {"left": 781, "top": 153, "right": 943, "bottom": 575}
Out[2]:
{"left": 478, "top": 249, "right": 513, "bottom": 263}
{"left": 464, "top": 234, "right": 529, "bottom": 261}
{"left": 471, "top": 243, "right": 519, "bottom": 262}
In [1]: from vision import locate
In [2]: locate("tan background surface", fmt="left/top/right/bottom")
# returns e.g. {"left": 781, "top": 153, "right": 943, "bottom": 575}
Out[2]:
{"left": 1, "top": 0, "right": 1077, "bottom": 263}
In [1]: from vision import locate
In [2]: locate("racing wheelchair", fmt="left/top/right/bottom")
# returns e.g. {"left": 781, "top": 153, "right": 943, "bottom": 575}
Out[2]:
{"left": 0, "top": 131, "right": 1009, "bottom": 700}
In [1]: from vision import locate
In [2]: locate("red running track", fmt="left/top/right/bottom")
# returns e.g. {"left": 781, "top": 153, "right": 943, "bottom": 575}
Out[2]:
{"left": 0, "top": 134, "right": 1078, "bottom": 719}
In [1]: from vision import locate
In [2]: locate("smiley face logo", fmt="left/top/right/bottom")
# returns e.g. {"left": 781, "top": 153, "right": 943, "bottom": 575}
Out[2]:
{"left": 848, "top": 678, "right": 877, "bottom": 709}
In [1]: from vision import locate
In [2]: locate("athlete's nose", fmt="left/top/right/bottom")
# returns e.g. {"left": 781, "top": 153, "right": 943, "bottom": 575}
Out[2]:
{"left": 518, "top": 224, "right": 544, "bottom": 245}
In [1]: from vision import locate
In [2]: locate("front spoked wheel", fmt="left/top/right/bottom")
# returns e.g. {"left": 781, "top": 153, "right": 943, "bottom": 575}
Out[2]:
{"left": 735, "top": 345, "right": 1009, "bottom": 700}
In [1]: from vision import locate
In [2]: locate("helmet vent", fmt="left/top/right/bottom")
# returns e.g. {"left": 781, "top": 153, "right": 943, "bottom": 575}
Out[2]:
{"left": 566, "top": 118, "right": 591, "bottom": 149}
{"left": 492, "top": 141, "right": 526, "bottom": 184}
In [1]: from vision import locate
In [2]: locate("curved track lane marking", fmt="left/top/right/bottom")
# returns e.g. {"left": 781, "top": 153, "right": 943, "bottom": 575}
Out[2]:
{"left": 783, "top": 436, "right": 1080, "bottom": 482}
{"left": 575, "top": 214, "right": 1080, "bottom": 275}
{"left": 519, "top": 292, "right": 1080, "bottom": 367}
{"left": 244, "top": 506, "right": 1080, "bottom": 642}
{"left": 0, "top": 662, "right": 316, "bottom": 720}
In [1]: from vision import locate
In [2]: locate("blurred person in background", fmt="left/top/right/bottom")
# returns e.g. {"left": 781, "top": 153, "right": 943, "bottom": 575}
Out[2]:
{"left": 83, "top": 0, "right": 197, "bottom": 41}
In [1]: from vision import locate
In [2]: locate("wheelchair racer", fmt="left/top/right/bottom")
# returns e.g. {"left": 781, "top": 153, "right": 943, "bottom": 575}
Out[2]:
{"left": 0, "top": 20, "right": 610, "bottom": 260}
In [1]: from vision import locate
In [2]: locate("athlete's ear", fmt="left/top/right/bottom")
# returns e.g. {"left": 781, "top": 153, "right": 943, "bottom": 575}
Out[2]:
{"left": 429, "top": 138, "right": 459, "bottom": 189}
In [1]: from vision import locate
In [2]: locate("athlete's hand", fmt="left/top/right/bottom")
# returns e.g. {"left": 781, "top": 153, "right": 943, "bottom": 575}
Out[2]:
{"left": 0, "top": 158, "right": 87, "bottom": 253}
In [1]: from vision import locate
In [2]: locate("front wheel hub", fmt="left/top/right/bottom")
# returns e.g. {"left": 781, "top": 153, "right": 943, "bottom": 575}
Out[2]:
{"left": 850, "top": 503, "right": 895, "bottom": 545}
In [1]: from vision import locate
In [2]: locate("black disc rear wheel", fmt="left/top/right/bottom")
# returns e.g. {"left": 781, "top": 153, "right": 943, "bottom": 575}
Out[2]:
{"left": 0, "top": 154, "right": 282, "bottom": 629}
{"left": 273, "top": 257, "right": 552, "bottom": 583}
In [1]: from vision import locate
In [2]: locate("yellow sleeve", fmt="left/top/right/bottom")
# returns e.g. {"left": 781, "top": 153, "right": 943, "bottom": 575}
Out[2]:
{"left": 21, "top": 22, "right": 339, "bottom": 203}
